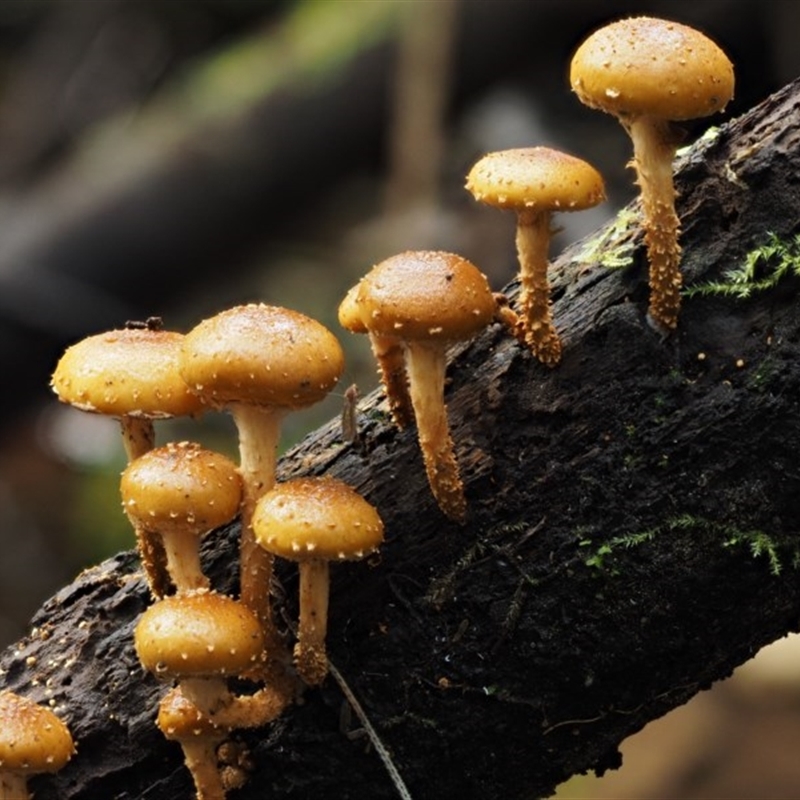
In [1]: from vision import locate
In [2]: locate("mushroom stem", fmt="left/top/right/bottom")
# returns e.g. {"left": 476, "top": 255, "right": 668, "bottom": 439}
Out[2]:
{"left": 161, "top": 529, "right": 209, "bottom": 593}
{"left": 0, "top": 774, "right": 30, "bottom": 800}
{"left": 179, "top": 677, "right": 234, "bottom": 718}
{"left": 404, "top": 340, "right": 466, "bottom": 523}
{"left": 627, "top": 115, "right": 682, "bottom": 332}
{"left": 120, "top": 416, "right": 156, "bottom": 461}
{"left": 177, "top": 736, "right": 227, "bottom": 800}
{"left": 368, "top": 332, "right": 414, "bottom": 428}
{"left": 229, "top": 403, "right": 283, "bottom": 643}
{"left": 516, "top": 208, "right": 562, "bottom": 365}
{"left": 119, "top": 415, "right": 168, "bottom": 596}
{"left": 295, "top": 558, "right": 330, "bottom": 686}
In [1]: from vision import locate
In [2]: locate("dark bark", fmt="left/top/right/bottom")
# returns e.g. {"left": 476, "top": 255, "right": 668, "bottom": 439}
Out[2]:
{"left": 3, "top": 78, "right": 800, "bottom": 800}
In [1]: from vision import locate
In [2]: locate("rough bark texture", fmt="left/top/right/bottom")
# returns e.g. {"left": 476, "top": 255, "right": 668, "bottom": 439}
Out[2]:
{"left": 3, "top": 78, "right": 800, "bottom": 800}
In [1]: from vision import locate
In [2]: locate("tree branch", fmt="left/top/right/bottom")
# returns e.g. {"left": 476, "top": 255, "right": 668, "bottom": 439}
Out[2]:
{"left": 3, "top": 77, "right": 800, "bottom": 800}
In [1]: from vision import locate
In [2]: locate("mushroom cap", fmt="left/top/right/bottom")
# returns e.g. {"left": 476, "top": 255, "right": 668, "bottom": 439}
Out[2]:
{"left": 157, "top": 687, "right": 230, "bottom": 740}
{"left": 466, "top": 146, "right": 606, "bottom": 212}
{"left": 343, "top": 251, "right": 496, "bottom": 341}
{"left": 252, "top": 476, "right": 384, "bottom": 562}
{"left": 179, "top": 304, "right": 345, "bottom": 410}
{"left": 570, "top": 16, "right": 734, "bottom": 121}
{"left": 337, "top": 284, "right": 368, "bottom": 334}
{"left": 51, "top": 328, "right": 204, "bottom": 418}
{"left": 134, "top": 592, "right": 264, "bottom": 679}
{"left": 0, "top": 690, "right": 74, "bottom": 774}
{"left": 121, "top": 441, "right": 243, "bottom": 537}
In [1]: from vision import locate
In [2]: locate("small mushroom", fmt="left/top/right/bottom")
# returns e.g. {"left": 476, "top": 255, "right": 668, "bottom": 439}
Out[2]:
{"left": 51, "top": 323, "right": 204, "bottom": 461}
{"left": 51, "top": 323, "right": 205, "bottom": 596}
{"left": 157, "top": 687, "right": 232, "bottom": 800}
{"left": 0, "top": 690, "right": 75, "bottom": 800}
{"left": 339, "top": 251, "right": 497, "bottom": 522}
{"left": 252, "top": 476, "right": 384, "bottom": 686}
{"left": 466, "top": 146, "right": 606, "bottom": 365}
{"left": 134, "top": 591, "right": 265, "bottom": 716}
{"left": 120, "top": 442, "right": 243, "bottom": 595}
{"left": 179, "top": 304, "right": 344, "bottom": 649}
{"left": 339, "top": 284, "right": 413, "bottom": 428}
{"left": 570, "top": 16, "right": 734, "bottom": 332}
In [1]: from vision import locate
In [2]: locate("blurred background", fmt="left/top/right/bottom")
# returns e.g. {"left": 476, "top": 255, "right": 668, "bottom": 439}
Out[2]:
{"left": 0, "top": 1, "right": 798, "bottom": 796}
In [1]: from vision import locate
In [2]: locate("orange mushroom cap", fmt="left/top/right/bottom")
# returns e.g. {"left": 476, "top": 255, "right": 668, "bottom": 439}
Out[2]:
{"left": 51, "top": 328, "right": 203, "bottom": 419}
{"left": 466, "top": 146, "right": 606, "bottom": 212}
{"left": 121, "top": 441, "right": 242, "bottom": 538}
{"left": 252, "top": 476, "right": 384, "bottom": 563}
{"left": 134, "top": 592, "right": 264, "bottom": 679}
{"left": 347, "top": 250, "right": 497, "bottom": 342}
{"left": 179, "top": 303, "right": 344, "bottom": 411}
{"left": 0, "top": 690, "right": 74, "bottom": 775}
{"left": 570, "top": 16, "right": 734, "bottom": 122}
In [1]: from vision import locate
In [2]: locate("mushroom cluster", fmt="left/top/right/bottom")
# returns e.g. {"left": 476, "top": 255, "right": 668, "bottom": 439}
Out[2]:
{"left": 25, "top": 12, "right": 734, "bottom": 798}
{"left": 45, "top": 302, "right": 382, "bottom": 798}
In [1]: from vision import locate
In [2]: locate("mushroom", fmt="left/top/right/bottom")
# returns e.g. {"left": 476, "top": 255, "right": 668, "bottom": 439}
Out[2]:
{"left": 179, "top": 304, "right": 344, "bottom": 648}
{"left": 465, "top": 146, "right": 606, "bottom": 365}
{"left": 120, "top": 442, "right": 243, "bottom": 594}
{"left": 51, "top": 321, "right": 205, "bottom": 596}
{"left": 156, "top": 687, "right": 232, "bottom": 800}
{"left": 339, "top": 251, "right": 497, "bottom": 522}
{"left": 339, "top": 284, "right": 414, "bottom": 428}
{"left": 134, "top": 591, "right": 265, "bottom": 717}
{"left": 155, "top": 670, "right": 291, "bottom": 800}
{"left": 570, "top": 16, "right": 734, "bottom": 332}
{"left": 0, "top": 690, "right": 75, "bottom": 800}
{"left": 51, "top": 321, "right": 204, "bottom": 461}
{"left": 252, "top": 476, "right": 384, "bottom": 686}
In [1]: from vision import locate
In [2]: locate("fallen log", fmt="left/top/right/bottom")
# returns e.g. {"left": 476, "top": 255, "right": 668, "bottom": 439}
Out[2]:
{"left": 2, "top": 76, "right": 800, "bottom": 800}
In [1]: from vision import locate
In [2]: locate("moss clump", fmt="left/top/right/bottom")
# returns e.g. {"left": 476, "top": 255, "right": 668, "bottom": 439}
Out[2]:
{"left": 576, "top": 207, "right": 639, "bottom": 271}
{"left": 579, "top": 514, "right": 799, "bottom": 577}
{"left": 685, "top": 232, "right": 800, "bottom": 300}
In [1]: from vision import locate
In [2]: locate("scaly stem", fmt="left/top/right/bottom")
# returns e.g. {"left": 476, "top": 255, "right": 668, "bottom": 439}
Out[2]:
{"left": 295, "top": 559, "right": 330, "bottom": 686}
{"left": 369, "top": 332, "right": 414, "bottom": 428}
{"left": 179, "top": 736, "right": 228, "bottom": 800}
{"left": 120, "top": 415, "right": 170, "bottom": 598}
{"left": 516, "top": 209, "right": 561, "bottom": 366}
{"left": 230, "top": 403, "right": 282, "bottom": 642}
{"left": 230, "top": 405, "right": 295, "bottom": 699}
{"left": 628, "top": 115, "right": 682, "bottom": 332}
{"left": 404, "top": 341, "right": 466, "bottom": 523}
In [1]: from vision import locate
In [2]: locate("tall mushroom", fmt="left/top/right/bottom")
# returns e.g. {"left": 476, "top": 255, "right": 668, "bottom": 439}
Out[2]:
{"left": 179, "top": 304, "right": 344, "bottom": 649}
{"left": 120, "top": 442, "right": 243, "bottom": 594}
{"left": 465, "top": 146, "right": 606, "bottom": 365}
{"left": 340, "top": 251, "right": 496, "bottom": 522}
{"left": 0, "top": 690, "right": 75, "bottom": 800}
{"left": 51, "top": 322, "right": 205, "bottom": 595}
{"left": 570, "top": 16, "right": 734, "bottom": 332}
{"left": 252, "top": 476, "right": 384, "bottom": 686}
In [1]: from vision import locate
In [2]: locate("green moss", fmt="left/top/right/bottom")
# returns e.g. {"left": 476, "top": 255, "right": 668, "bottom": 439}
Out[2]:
{"left": 576, "top": 207, "right": 639, "bottom": 270}
{"left": 684, "top": 232, "right": 800, "bottom": 300}
{"left": 579, "top": 514, "right": 798, "bottom": 577}
{"left": 579, "top": 529, "right": 657, "bottom": 575}
{"left": 675, "top": 125, "right": 722, "bottom": 159}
